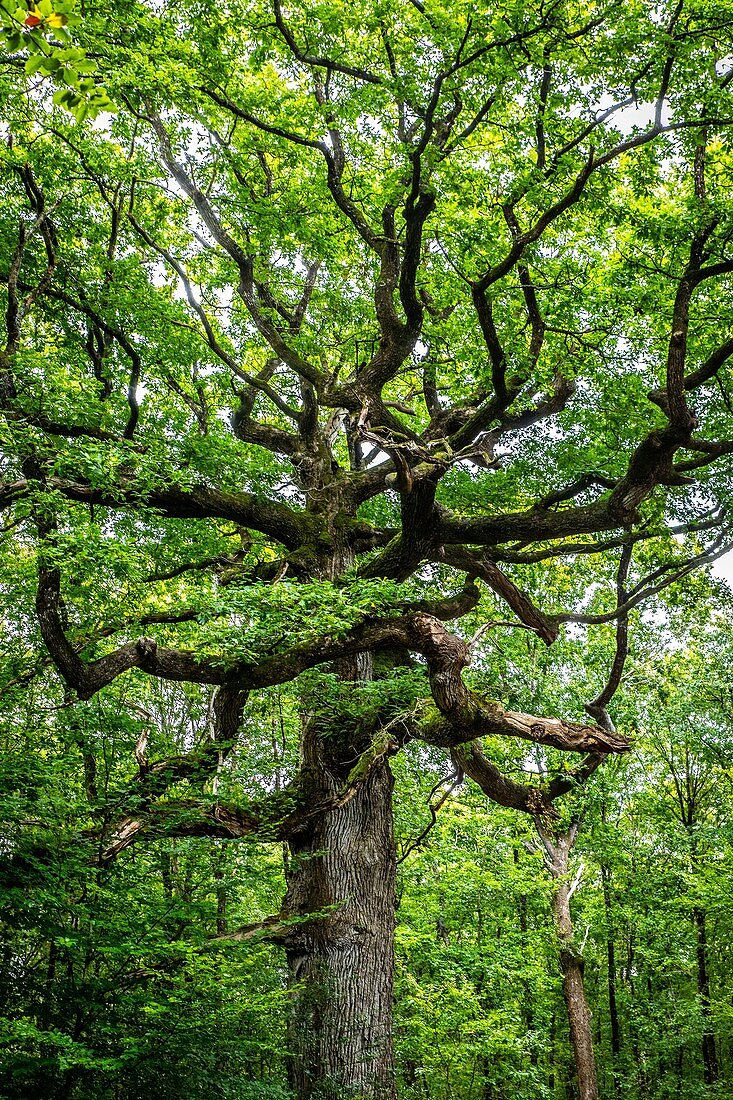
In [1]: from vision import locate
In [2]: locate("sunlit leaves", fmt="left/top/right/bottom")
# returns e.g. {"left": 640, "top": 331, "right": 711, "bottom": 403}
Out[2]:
{"left": 0, "top": 0, "right": 112, "bottom": 119}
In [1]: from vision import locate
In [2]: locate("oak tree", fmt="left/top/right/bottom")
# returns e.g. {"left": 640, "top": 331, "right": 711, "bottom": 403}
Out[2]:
{"left": 2, "top": 0, "right": 733, "bottom": 1095}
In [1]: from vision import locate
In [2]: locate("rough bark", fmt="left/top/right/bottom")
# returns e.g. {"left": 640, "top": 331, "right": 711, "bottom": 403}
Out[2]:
{"left": 278, "top": 499, "right": 398, "bottom": 1100}
{"left": 282, "top": 758, "right": 397, "bottom": 1100}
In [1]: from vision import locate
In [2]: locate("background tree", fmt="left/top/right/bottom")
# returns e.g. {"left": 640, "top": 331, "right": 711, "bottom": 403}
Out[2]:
{"left": 2, "top": 0, "right": 733, "bottom": 1097}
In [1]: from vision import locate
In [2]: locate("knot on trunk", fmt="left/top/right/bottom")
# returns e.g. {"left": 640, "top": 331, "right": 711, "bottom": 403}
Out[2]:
{"left": 135, "top": 636, "right": 158, "bottom": 666}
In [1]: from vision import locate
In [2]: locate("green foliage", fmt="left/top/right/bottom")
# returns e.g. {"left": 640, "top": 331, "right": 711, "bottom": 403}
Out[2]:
{"left": 0, "top": 688, "right": 291, "bottom": 1099}
{"left": 0, "top": 0, "right": 112, "bottom": 120}
{"left": 1, "top": 0, "right": 733, "bottom": 1096}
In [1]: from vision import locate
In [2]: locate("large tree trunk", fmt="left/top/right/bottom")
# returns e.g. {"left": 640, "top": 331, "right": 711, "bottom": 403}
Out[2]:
{"left": 274, "top": 481, "right": 399, "bottom": 1099}
{"left": 282, "top": 754, "right": 397, "bottom": 1100}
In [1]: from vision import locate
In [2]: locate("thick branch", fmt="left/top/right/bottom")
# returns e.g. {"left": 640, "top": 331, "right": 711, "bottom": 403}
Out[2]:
{"left": 404, "top": 614, "right": 629, "bottom": 754}
{"left": 440, "top": 547, "right": 558, "bottom": 644}
{"left": 99, "top": 721, "right": 400, "bottom": 862}
{"left": 452, "top": 741, "right": 552, "bottom": 813}
{"left": 48, "top": 477, "right": 311, "bottom": 549}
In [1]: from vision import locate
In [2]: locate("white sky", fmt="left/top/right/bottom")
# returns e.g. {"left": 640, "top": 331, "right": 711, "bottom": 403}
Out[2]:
{"left": 713, "top": 552, "right": 733, "bottom": 585}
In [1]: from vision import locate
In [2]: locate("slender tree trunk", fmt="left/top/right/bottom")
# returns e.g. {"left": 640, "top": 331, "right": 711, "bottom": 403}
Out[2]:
{"left": 282, "top": 754, "right": 396, "bottom": 1100}
{"left": 693, "top": 906, "right": 719, "bottom": 1086}
{"left": 553, "top": 880, "right": 598, "bottom": 1100}
{"left": 537, "top": 822, "right": 598, "bottom": 1100}
{"left": 477, "top": 1053, "right": 495, "bottom": 1099}
{"left": 214, "top": 848, "right": 228, "bottom": 935}
{"left": 601, "top": 864, "right": 622, "bottom": 1098}
{"left": 548, "top": 1006, "right": 556, "bottom": 1096}
{"left": 686, "top": 820, "right": 719, "bottom": 1087}
{"left": 514, "top": 847, "right": 539, "bottom": 1068}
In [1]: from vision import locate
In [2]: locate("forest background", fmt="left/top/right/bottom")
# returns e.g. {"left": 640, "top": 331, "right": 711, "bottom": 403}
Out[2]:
{"left": 2, "top": 0, "right": 733, "bottom": 1098}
